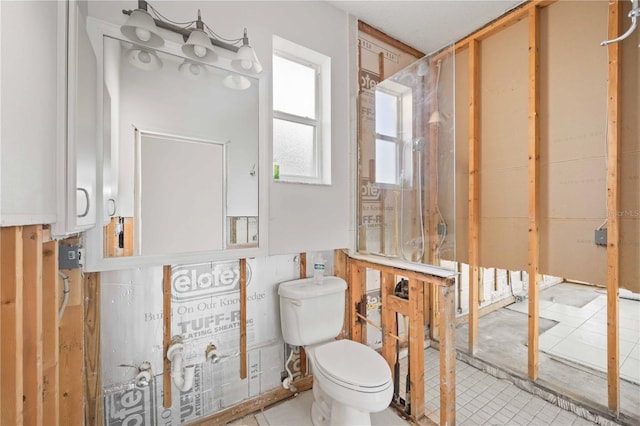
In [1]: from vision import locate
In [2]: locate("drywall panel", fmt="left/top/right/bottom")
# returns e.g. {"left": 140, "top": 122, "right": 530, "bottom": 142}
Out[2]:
{"left": 540, "top": 218, "right": 607, "bottom": 286}
{"left": 620, "top": 218, "right": 639, "bottom": 292}
{"left": 540, "top": 159, "right": 607, "bottom": 220}
{"left": 479, "top": 217, "right": 528, "bottom": 271}
{"left": 539, "top": 1, "right": 608, "bottom": 284}
{"left": 620, "top": 4, "right": 640, "bottom": 293}
{"left": 455, "top": 50, "right": 470, "bottom": 263}
{"left": 479, "top": 167, "right": 528, "bottom": 219}
{"left": 478, "top": 17, "right": 529, "bottom": 270}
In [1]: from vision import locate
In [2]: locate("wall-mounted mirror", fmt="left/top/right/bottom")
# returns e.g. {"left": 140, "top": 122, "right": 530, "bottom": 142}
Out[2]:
{"left": 84, "top": 20, "right": 265, "bottom": 271}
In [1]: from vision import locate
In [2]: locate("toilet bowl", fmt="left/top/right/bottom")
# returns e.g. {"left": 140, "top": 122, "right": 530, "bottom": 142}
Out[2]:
{"left": 307, "top": 339, "right": 393, "bottom": 426}
{"left": 278, "top": 277, "right": 393, "bottom": 426}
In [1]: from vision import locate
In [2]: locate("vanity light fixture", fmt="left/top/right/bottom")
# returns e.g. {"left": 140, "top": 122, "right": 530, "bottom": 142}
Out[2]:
{"left": 121, "top": 0, "right": 262, "bottom": 74}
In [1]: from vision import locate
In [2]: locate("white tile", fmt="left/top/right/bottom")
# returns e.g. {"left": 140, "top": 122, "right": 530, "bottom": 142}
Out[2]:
{"left": 627, "top": 343, "right": 640, "bottom": 360}
{"left": 551, "top": 340, "right": 608, "bottom": 371}
{"left": 620, "top": 356, "right": 640, "bottom": 384}
{"left": 545, "top": 323, "right": 577, "bottom": 339}
{"left": 539, "top": 333, "right": 563, "bottom": 352}
{"left": 619, "top": 325, "right": 640, "bottom": 344}
{"left": 257, "top": 390, "right": 410, "bottom": 426}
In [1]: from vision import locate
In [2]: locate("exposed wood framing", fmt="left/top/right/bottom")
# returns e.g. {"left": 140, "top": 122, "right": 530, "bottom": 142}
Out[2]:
{"left": 439, "top": 285, "right": 456, "bottom": 426}
{"left": 298, "top": 253, "right": 307, "bottom": 375}
{"left": 430, "top": 284, "right": 439, "bottom": 340}
{"left": 527, "top": 5, "right": 541, "bottom": 382}
{"left": 333, "top": 249, "right": 350, "bottom": 339}
{"left": 408, "top": 278, "right": 425, "bottom": 420}
{"left": 431, "top": 1, "right": 556, "bottom": 61}
{"left": 239, "top": 258, "right": 247, "bottom": 379}
{"left": 42, "top": 239, "right": 60, "bottom": 422}
{"left": 1, "top": 227, "right": 24, "bottom": 425}
{"left": 190, "top": 376, "right": 313, "bottom": 426}
{"left": 84, "top": 273, "right": 102, "bottom": 426}
{"left": 606, "top": 0, "right": 622, "bottom": 415}
{"left": 358, "top": 20, "right": 425, "bottom": 58}
{"left": 468, "top": 38, "right": 480, "bottom": 355}
{"left": 348, "top": 256, "right": 455, "bottom": 422}
{"left": 23, "top": 225, "right": 43, "bottom": 425}
{"left": 163, "top": 265, "right": 172, "bottom": 408}
{"left": 58, "top": 263, "right": 84, "bottom": 426}
{"left": 299, "top": 253, "right": 307, "bottom": 278}
{"left": 349, "top": 263, "right": 366, "bottom": 343}
{"left": 427, "top": 59, "right": 441, "bottom": 266}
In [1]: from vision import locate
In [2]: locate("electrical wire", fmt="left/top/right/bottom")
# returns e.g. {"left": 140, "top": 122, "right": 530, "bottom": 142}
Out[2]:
{"left": 58, "top": 271, "right": 70, "bottom": 320}
{"left": 203, "top": 24, "right": 244, "bottom": 45}
{"left": 146, "top": 3, "right": 196, "bottom": 28}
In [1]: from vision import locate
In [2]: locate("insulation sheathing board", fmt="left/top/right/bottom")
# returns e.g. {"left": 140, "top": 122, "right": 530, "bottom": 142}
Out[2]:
{"left": 478, "top": 18, "right": 529, "bottom": 271}
{"left": 100, "top": 255, "right": 304, "bottom": 424}
{"left": 539, "top": 1, "right": 608, "bottom": 285}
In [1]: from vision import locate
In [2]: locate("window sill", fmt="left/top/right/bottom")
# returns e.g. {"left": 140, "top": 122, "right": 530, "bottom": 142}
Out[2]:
{"left": 272, "top": 178, "right": 332, "bottom": 187}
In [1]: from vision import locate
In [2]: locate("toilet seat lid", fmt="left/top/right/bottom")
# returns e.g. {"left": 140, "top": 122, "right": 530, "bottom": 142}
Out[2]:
{"left": 314, "top": 339, "right": 391, "bottom": 389}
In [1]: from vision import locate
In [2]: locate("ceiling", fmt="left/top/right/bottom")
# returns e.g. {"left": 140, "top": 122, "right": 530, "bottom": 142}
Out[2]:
{"left": 327, "top": 0, "right": 524, "bottom": 55}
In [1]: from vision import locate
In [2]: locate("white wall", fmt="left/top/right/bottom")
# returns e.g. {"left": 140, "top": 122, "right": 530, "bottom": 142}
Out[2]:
{"left": 88, "top": 1, "right": 352, "bottom": 254}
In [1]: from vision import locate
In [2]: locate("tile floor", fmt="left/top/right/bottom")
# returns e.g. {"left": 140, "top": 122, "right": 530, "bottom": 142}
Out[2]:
{"left": 228, "top": 347, "right": 600, "bottom": 426}
{"left": 422, "top": 348, "right": 598, "bottom": 426}
{"left": 507, "top": 294, "right": 640, "bottom": 384}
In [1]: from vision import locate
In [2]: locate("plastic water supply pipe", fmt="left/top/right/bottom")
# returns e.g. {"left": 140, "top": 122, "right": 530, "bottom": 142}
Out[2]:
{"left": 167, "top": 338, "right": 195, "bottom": 392}
{"left": 601, "top": 0, "right": 639, "bottom": 46}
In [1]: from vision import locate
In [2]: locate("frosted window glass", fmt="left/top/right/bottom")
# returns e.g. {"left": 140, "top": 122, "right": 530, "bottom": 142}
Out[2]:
{"left": 273, "top": 119, "right": 316, "bottom": 177}
{"left": 273, "top": 55, "right": 316, "bottom": 119}
{"left": 375, "top": 139, "right": 397, "bottom": 185}
{"left": 375, "top": 91, "right": 397, "bottom": 137}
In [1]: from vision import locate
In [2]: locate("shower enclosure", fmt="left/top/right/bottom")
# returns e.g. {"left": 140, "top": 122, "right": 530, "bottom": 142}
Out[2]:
{"left": 357, "top": 46, "right": 456, "bottom": 268}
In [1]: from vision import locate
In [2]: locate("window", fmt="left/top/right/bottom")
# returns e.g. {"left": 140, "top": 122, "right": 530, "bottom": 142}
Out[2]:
{"left": 273, "top": 36, "right": 331, "bottom": 184}
{"left": 374, "top": 89, "right": 400, "bottom": 185}
{"left": 373, "top": 82, "right": 413, "bottom": 187}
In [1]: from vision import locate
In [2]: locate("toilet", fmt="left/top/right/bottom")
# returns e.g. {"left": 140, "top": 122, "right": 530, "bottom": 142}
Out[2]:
{"left": 278, "top": 276, "right": 393, "bottom": 426}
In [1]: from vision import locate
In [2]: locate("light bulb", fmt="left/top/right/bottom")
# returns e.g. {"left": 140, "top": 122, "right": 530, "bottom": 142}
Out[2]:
{"left": 138, "top": 51, "right": 151, "bottom": 64}
{"left": 194, "top": 45, "right": 207, "bottom": 58}
{"left": 241, "top": 59, "right": 252, "bottom": 70}
{"left": 135, "top": 27, "right": 151, "bottom": 42}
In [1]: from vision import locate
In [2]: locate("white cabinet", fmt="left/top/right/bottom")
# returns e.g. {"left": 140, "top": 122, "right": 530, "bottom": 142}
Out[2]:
{"left": 53, "top": 0, "right": 98, "bottom": 236}
{"left": 0, "top": 1, "right": 60, "bottom": 226}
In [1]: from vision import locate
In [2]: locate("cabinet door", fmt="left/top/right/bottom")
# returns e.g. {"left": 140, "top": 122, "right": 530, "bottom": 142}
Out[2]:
{"left": 54, "top": 0, "right": 98, "bottom": 236}
{"left": 0, "top": 1, "right": 59, "bottom": 225}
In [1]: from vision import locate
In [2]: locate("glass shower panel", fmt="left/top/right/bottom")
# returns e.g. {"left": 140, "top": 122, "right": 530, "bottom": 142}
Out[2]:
{"left": 357, "top": 45, "right": 456, "bottom": 267}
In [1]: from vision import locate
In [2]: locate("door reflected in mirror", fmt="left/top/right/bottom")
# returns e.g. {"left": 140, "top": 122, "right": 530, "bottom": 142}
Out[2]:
{"left": 101, "top": 35, "right": 259, "bottom": 258}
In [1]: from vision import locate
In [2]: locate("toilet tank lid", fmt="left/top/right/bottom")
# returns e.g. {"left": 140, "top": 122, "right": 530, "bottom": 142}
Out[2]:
{"left": 278, "top": 276, "right": 347, "bottom": 299}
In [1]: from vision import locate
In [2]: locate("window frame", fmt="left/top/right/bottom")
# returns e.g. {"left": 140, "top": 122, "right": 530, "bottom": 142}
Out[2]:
{"left": 272, "top": 37, "right": 331, "bottom": 185}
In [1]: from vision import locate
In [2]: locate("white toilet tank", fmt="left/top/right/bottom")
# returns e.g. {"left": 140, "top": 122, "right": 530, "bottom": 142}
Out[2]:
{"left": 278, "top": 276, "right": 347, "bottom": 346}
